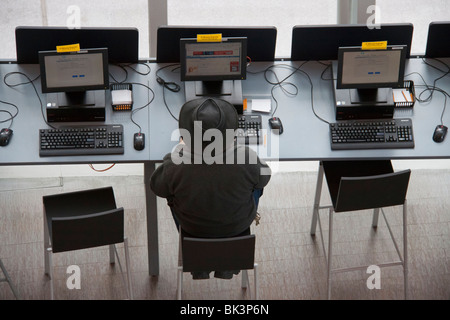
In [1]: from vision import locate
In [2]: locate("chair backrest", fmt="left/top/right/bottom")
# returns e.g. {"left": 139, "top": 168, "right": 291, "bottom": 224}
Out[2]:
{"left": 182, "top": 235, "right": 256, "bottom": 273}
{"left": 43, "top": 187, "right": 124, "bottom": 253}
{"left": 335, "top": 169, "right": 411, "bottom": 213}
{"left": 43, "top": 186, "right": 117, "bottom": 219}
{"left": 51, "top": 208, "right": 124, "bottom": 253}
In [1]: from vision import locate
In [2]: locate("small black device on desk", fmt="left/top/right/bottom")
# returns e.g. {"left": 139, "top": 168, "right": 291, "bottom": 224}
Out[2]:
{"left": 134, "top": 132, "right": 145, "bottom": 150}
{"left": 268, "top": 117, "right": 283, "bottom": 134}
{"left": 329, "top": 118, "right": 414, "bottom": 150}
{"left": 39, "top": 124, "right": 124, "bottom": 156}
{"left": 0, "top": 128, "right": 13, "bottom": 146}
{"left": 433, "top": 125, "right": 447, "bottom": 143}
{"left": 236, "top": 114, "right": 262, "bottom": 145}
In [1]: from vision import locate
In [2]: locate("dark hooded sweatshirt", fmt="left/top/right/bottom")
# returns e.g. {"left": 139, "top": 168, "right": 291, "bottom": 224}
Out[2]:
{"left": 150, "top": 143, "right": 271, "bottom": 237}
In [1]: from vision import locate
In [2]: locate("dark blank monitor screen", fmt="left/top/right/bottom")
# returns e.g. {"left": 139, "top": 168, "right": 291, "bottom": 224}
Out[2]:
{"left": 180, "top": 37, "right": 247, "bottom": 82}
{"left": 337, "top": 45, "right": 406, "bottom": 90}
{"left": 39, "top": 48, "right": 109, "bottom": 93}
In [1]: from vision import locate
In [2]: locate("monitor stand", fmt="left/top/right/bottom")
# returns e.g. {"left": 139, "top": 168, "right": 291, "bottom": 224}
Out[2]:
{"left": 46, "top": 90, "right": 106, "bottom": 108}
{"left": 45, "top": 90, "right": 106, "bottom": 122}
{"left": 350, "top": 88, "right": 391, "bottom": 104}
{"left": 184, "top": 80, "right": 244, "bottom": 112}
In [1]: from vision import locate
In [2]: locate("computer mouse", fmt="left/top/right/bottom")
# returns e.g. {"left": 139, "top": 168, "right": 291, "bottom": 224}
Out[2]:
{"left": 0, "top": 128, "right": 13, "bottom": 146}
{"left": 268, "top": 117, "right": 283, "bottom": 134}
{"left": 134, "top": 132, "right": 145, "bottom": 150}
{"left": 433, "top": 125, "right": 447, "bottom": 143}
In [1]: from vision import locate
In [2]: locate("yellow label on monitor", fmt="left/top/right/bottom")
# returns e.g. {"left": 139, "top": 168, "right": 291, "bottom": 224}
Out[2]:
{"left": 56, "top": 43, "right": 81, "bottom": 53}
{"left": 197, "top": 34, "right": 222, "bottom": 42}
{"left": 361, "top": 41, "right": 387, "bottom": 50}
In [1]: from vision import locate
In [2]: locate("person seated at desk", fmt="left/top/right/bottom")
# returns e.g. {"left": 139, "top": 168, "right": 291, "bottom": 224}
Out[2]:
{"left": 150, "top": 98, "right": 271, "bottom": 279}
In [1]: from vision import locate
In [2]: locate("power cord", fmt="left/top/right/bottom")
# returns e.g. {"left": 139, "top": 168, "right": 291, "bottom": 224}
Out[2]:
{"left": 126, "top": 82, "right": 155, "bottom": 134}
{"left": 155, "top": 64, "right": 181, "bottom": 122}
{"left": 3, "top": 71, "right": 55, "bottom": 129}
{"left": 248, "top": 61, "right": 330, "bottom": 124}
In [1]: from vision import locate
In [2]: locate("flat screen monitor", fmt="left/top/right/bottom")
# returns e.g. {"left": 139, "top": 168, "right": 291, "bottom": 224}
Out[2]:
{"left": 180, "top": 37, "right": 247, "bottom": 82}
{"left": 179, "top": 37, "right": 247, "bottom": 107}
{"left": 38, "top": 48, "right": 109, "bottom": 108}
{"left": 336, "top": 45, "right": 407, "bottom": 104}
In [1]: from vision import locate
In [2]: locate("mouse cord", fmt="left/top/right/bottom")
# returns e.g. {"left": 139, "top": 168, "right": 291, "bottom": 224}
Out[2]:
{"left": 263, "top": 64, "right": 300, "bottom": 118}
{"left": 0, "top": 100, "right": 19, "bottom": 130}
{"left": 4, "top": 72, "right": 56, "bottom": 129}
{"left": 300, "top": 63, "right": 330, "bottom": 125}
{"left": 127, "top": 82, "right": 155, "bottom": 134}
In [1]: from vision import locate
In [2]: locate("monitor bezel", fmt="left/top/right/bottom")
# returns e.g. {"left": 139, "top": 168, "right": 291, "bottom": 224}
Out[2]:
{"left": 179, "top": 37, "right": 247, "bottom": 82}
{"left": 336, "top": 45, "right": 407, "bottom": 90}
{"left": 38, "top": 47, "right": 109, "bottom": 94}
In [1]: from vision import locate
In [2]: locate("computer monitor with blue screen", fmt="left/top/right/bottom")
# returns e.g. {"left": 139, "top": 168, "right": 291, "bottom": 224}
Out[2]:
{"left": 336, "top": 45, "right": 407, "bottom": 104}
{"left": 39, "top": 48, "right": 109, "bottom": 111}
{"left": 180, "top": 37, "right": 247, "bottom": 110}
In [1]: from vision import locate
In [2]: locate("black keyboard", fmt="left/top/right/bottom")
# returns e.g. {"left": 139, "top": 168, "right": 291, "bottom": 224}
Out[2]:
{"left": 40, "top": 124, "right": 124, "bottom": 156}
{"left": 236, "top": 114, "right": 263, "bottom": 145}
{"left": 330, "top": 118, "right": 414, "bottom": 150}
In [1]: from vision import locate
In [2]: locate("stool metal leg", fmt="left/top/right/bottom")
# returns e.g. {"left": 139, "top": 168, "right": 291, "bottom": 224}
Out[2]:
{"left": 47, "top": 248, "right": 54, "bottom": 300}
{"left": 372, "top": 208, "right": 380, "bottom": 228}
{"left": 44, "top": 214, "right": 50, "bottom": 275}
{"left": 327, "top": 208, "right": 334, "bottom": 300}
{"left": 403, "top": 200, "right": 408, "bottom": 300}
{"left": 109, "top": 244, "right": 115, "bottom": 264}
{"left": 0, "top": 259, "right": 20, "bottom": 299}
{"left": 241, "top": 270, "right": 248, "bottom": 289}
{"left": 311, "top": 162, "right": 324, "bottom": 235}
{"left": 254, "top": 263, "right": 258, "bottom": 300}
{"left": 177, "top": 266, "right": 183, "bottom": 300}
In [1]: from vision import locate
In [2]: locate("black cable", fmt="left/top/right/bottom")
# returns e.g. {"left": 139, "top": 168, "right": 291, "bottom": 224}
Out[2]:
{"left": 109, "top": 64, "right": 129, "bottom": 83}
{"left": 405, "top": 59, "right": 450, "bottom": 104}
{"left": 109, "top": 62, "right": 152, "bottom": 83}
{"left": 0, "top": 109, "right": 15, "bottom": 129}
{"left": 155, "top": 64, "right": 181, "bottom": 121}
{"left": 123, "top": 62, "right": 151, "bottom": 76}
{"left": 126, "top": 82, "right": 155, "bottom": 133}
{"left": 405, "top": 68, "right": 450, "bottom": 127}
{"left": 421, "top": 58, "right": 450, "bottom": 76}
{"left": 414, "top": 84, "right": 449, "bottom": 126}
{"left": 318, "top": 62, "right": 334, "bottom": 81}
{"left": 155, "top": 64, "right": 181, "bottom": 93}
{"left": 3, "top": 71, "right": 55, "bottom": 129}
{"left": 255, "top": 62, "right": 330, "bottom": 124}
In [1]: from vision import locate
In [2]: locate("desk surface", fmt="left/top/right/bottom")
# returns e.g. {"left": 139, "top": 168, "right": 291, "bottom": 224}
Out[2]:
{"left": 0, "top": 58, "right": 449, "bottom": 165}
{"left": 149, "top": 58, "right": 450, "bottom": 162}
{"left": 0, "top": 63, "right": 152, "bottom": 165}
